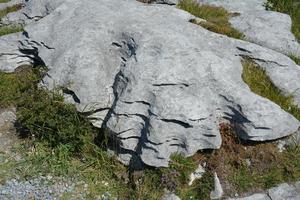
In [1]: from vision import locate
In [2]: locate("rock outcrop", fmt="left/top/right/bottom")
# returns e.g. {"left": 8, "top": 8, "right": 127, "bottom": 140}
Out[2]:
{"left": 0, "top": 0, "right": 300, "bottom": 167}
{"left": 198, "top": 0, "right": 300, "bottom": 58}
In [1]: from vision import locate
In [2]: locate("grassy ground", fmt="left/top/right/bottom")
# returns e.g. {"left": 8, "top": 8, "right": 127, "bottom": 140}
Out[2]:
{"left": 1, "top": 64, "right": 300, "bottom": 199}
{"left": 206, "top": 123, "right": 300, "bottom": 195}
{"left": 177, "top": 0, "right": 244, "bottom": 39}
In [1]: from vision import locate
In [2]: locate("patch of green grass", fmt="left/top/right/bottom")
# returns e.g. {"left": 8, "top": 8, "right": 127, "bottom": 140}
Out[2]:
{"left": 0, "top": 67, "right": 98, "bottom": 153}
{"left": 266, "top": 0, "right": 300, "bottom": 42}
{"left": 242, "top": 59, "right": 300, "bottom": 121}
{"left": 0, "top": 3, "right": 22, "bottom": 19}
{"left": 0, "top": 0, "right": 10, "bottom": 3}
{"left": 160, "top": 153, "right": 213, "bottom": 199}
{"left": 178, "top": 172, "right": 213, "bottom": 200}
{"left": 0, "top": 24, "right": 23, "bottom": 36}
{"left": 230, "top": 147, "right": 300, "bottom": 193}
{"left": 16, "top": 86, "right": 97, "bottom": 153}
{"left": 178, "top": 0, "right": 244, "bottom": 39}
{"left": 0, "top": 141, "right": 131, "bottom": 198}
{"left": 230, "top": 166, "right": 255, "bottom": 192}
{"left": 0, "top": 66, "right": 38, "bottom": 108}
{"left": 132, "top": 169, "right": 164, "bottom": 200}
{"left": 167, "top": 153, "right": 197, "bottom": 184}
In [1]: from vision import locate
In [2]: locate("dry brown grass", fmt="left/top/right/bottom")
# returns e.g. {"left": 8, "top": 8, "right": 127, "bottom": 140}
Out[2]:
{"left": 193, "top": 122, "right": 300, "bottom": 196}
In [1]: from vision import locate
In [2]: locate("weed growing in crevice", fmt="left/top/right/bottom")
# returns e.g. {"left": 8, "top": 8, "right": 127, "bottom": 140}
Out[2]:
{"left": 178, "top": 0, "right": 244, "bottom": 39}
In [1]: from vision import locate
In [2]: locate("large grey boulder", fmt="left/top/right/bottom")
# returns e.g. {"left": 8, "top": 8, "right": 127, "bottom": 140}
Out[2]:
{"left": 198, "top": 0, "right": 300, "bottom": 58}
{"left": 0, "top": 0, "right": 299, "bottom": 167}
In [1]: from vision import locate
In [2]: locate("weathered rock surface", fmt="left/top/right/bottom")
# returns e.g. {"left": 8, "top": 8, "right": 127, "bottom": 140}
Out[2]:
{"left": 0, "top": 0, "right": 300, "bottom": 167}
{"left": 0, "top": 33, "right": 31, "bottom": 72}
{"left": 0, "top": 108, "right": 18, "bottom": 154}
{"left": 198, "top": 0, "right": 300, "bottom": 58}
{"left": 229, "top": 181, "right": 300, "bottom": 200}
{"left": 210, "top": 172, "right": 223, "bottom": 200}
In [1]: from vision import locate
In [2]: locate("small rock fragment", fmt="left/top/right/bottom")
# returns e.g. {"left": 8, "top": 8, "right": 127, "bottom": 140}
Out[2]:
{"left": 162, "top": 190, "right": 181, "bottom": 200}
{"left": 188, "top": 163, "right": 206, "bottom": 186}
{"left": 210, "top": 172, "right": 223, "bottom": 200}
{"left": 101, "top": 191, "right": 112, "bottom": 200}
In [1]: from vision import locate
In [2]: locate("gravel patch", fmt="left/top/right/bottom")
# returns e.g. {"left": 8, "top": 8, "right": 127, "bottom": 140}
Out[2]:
{"left": 0, "top": 176, "right": 85, "bottom": 200}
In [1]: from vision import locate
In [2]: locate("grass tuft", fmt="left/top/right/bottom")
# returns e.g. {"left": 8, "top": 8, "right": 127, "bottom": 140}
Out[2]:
{"left": 178, "top": 0, "right": 244, "bottom": 39}
{"left": 242, "top": 59, "right": 300, "bottom": 121}
{"left": 0, "top": 24, "right": 23, "bottom": 36}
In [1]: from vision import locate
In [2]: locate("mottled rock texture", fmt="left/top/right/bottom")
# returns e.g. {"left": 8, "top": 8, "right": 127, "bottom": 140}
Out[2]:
{"left": 0, "top": 0, "right": 299, "bottom": 167}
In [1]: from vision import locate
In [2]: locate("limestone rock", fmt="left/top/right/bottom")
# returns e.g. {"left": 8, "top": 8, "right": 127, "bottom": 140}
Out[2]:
{"left": 210, "top": 172, "right": 224, "bottom": 200}
{"left": 0, "top": 0, "right": 299, "bottom": 167}
{"left": 198, "top": 0, "right": 300, "bottom": 58}
{"left": 188, "top": 163, "right": 206, "bottom": 186}
{"left": 162, "top": 191, "right": 181, "bottom": 200}
{"left": 268, "top": 182, "right": 300, "bottom": 200}
{"left": 228, "top": 193, "right": 271, "bottom": 200}
{"left": 0, "top": 108, "right": 18, "bottom": 154}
